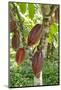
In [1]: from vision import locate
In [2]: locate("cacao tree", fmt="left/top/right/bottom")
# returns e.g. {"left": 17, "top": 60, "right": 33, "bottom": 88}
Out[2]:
{"left": 9, "top": 2, "right": 59, "bottom": 87}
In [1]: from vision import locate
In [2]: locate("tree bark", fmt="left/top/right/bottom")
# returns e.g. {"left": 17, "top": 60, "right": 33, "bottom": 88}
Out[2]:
{"left": 34, "top": 71, "right": 42, "bottom": 86}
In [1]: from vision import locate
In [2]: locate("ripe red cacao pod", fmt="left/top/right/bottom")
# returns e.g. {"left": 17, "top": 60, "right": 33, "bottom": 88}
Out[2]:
{"left": 12, "top": 32, "right": 20, "bottom": 50}
{"left": 28, "top": 24, "right": 42, "bottom": 46}
{"left": 32, "top": 50, "right": 43, "bottom": 78}
{"left": 9, "top": 20, "right": 17, "bottom": 32}
{"left": 16, "top": 48, "right": 25, "bottom": 64}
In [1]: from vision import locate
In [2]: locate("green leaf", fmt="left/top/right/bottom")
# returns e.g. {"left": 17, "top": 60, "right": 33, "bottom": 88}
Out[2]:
{"left": 48, "top": 34, "right": 53, "bottom": 44}
{"left": 19, "top": 3, "right": 26, "bottom": 14}
{"left": 28, "top": 4, "right": 35, "bottom": 19}
{"left": 23, "top": 29, "right": 29, "bottom": 38}
{"left": 50, "top": 23, "right": 58, "bottom": 35}
{"left": 48, "top": 23, "right": 58, "bottom": 43}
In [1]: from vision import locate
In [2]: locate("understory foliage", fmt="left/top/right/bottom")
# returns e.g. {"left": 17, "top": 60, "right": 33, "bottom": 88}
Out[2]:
{"left": 9, "top": 2, "right": 59, "bottom": 87}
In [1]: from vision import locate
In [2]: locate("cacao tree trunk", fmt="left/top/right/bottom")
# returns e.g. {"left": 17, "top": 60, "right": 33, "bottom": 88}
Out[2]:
{"left": 34, "top": 5, "right": 58, "bottom": 86}
{"left": 34, "top": 71, "right": 42, "bottom": 85}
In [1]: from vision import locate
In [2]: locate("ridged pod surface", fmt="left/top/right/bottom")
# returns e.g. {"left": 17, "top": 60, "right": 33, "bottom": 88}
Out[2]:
{"left": 28, "top": 24, "right": 42, "bottom": 46}
{"left": 32, "top": 50, "right": 43, "bottom": 78}
{"left": 12, "top": 32, "right": 20, "bottom": 50}
{"left": 9, "top": 20, "right": 17, "bottom": 32}
{"left": 16, "top": 48, "right": 25, "bottom": 64}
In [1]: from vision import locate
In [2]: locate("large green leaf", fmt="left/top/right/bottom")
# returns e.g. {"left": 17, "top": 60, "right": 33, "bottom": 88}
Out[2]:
{"left": 50, "top": 23, "right": 58, "bottom": 35}
{"left": 19, "top": 3, "right": 26, "bottom": 14}
{"left": 48, "top": 23, "right": 58, "bottom": 44}
{"left": 28, "top": 4, "right": 35, "bottom": 19}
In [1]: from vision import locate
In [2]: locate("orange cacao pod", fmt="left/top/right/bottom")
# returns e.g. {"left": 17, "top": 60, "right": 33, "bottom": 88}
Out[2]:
{"left": 16, "top": 48, "right": 25, "bottom": 64}
{"left": 28, "top": 24, "right": 42, "bottom": 46}
{"left": 12, "top": 32, "right": 20, "bottom": 50}
{"left": 9, "top": 20, "right": 17, "bottom": 32}
{"left": 32, "top": 50, "right": 43, "bottom": 78}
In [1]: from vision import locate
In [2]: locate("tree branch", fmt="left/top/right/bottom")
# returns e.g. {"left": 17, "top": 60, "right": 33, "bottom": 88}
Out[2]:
{"left": 12, "top": 2, "right": 26, "bottom": 46}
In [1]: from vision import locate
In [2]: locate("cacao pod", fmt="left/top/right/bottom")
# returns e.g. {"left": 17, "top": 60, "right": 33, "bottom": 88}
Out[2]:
{"left": 32, "top": 50, "right": 43, "bottom": 78}
{"left": 9, "top": 20, "right": 17, "bottom": 32}
{"left": 12, "top": 32, "right": 20, "bottom": 50}
{"left": 16, "top": 48, "right": 25, "bottom": 64}
{"left": 28, "top": 24, "right": 42, "bottom": 46}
